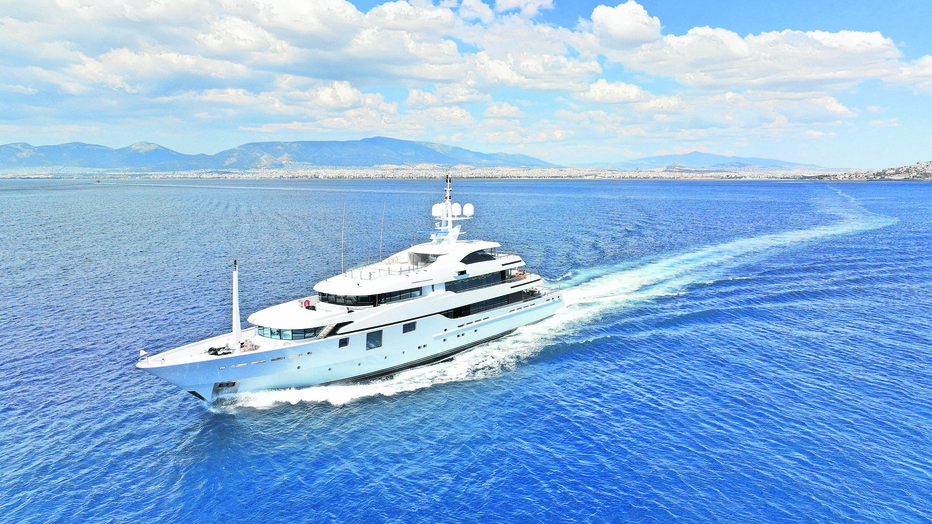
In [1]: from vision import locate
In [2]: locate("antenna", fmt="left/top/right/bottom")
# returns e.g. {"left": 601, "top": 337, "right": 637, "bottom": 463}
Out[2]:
{"left": 379, "top": 202, "right": 386, "bottom": 261}
{"left": 341, "top": 204, "right": 346, "bottom": 274}
{"left": 232, "top": 260, "right": 241, "bottom": 346}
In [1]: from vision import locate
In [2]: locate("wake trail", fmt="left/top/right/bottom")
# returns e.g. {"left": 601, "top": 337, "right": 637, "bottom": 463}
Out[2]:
{"left": 221, "top": 194, "right": 896, "bottom": 410}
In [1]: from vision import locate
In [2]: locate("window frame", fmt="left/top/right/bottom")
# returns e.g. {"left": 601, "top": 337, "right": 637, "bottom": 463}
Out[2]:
{"left": 366, "top": 330, "right": 383, "bottom": 350}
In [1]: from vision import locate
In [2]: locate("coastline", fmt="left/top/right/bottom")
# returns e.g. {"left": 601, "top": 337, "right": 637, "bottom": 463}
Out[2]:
{"left": 1, "top": 163, "right": 929, "bottom": 181}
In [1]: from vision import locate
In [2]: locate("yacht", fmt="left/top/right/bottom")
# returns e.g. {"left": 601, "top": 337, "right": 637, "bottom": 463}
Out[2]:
{"left": 138, "top": 176, "right": 564, "bottom": 402}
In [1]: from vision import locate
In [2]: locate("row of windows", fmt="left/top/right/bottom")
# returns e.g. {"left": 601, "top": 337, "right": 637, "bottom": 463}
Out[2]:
{"left": 441, "top": 292, "right": 523, "bottom": 319}
{"left": 445, "top": 271, "right": 506, "bottom": 293}
{"left": 257, "top": 320, "right": 418, "bottom": 347}
{"left": 319, "top": 287, "right": 423, "bottom": 307}
{"left": 257, "top": 326, "right": 323, "bottom": 340}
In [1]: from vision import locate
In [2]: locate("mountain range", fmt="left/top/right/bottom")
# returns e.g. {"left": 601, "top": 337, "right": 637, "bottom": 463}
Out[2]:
{"left": 0, "top": 137, "right": 554, "bottom": 170}
{"left": 0, "top": 136, "right": 816, "bottom": 171}
{"left": 613, "top": 151, "right": 818, "bottom": 170}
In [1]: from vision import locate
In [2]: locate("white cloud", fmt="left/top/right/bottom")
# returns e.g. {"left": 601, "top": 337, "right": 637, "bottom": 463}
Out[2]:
{"left": 247, "top": 0, "right": 363, "bottom": 38}
{"left": 810, "top": 96, "right": 856, "bottom": 116}
{"left": 410, "top": 105, "right": 476, "bottom": 125}
{"left": 610, "top": 27, "right": 902, "bottom": 90}
{"left": 0, "top": 83, "right": 38, "bottom": 95}
{"left": 310, "top": 81, "right": 380, "bottom": 109}
{"left": 55, "top": 0, "right": 211, "bottom": 22}
{"left": 467, "top": 51, "right": 598, "bottom": 90}
{"left": 66, "top": 47, "right": 250, "bottom": 93}
{"left": 484, "top": 101, "right": 523, "bottom": 117}
{"left": 458, "top": 0, "right": 495, "bottom": 24}
{"left": 472, "top": 13, "right": 576, "bottom": 56}
{"left": 590, "top": 1, "right": 661, "bottom": 48}
{"left": 493, "top": 0, "right": 553, "bottom": 18}
{"left": 869, "top": 119, "right": 899, "bottom": 128}
{"left": 406, "top": 84, "right": 490, "bottom": 107}
{"left": 407, "top": 88, "right": 441, "bottom": 107}
{"left": 637, "top": 95, "right": 684, "bottom": 113}
{"left": 437, "top": 83, "right": 491, "bottom": 103}
{"left": 805, "top": 130, "right": 835, "bottom": 138}
{"left": 895, "top": 55, "right": 932, "bottom": 92}
{"left": 366, "top": 1, "right": 456, "bottom": 33}
{"left": 197, "top": 17, "right": 298, "bottom": 62}
{"left": 577, "top": 79, "right": 645, "bottom": 103}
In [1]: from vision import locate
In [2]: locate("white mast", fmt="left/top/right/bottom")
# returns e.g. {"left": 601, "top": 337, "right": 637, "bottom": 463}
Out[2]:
{"left": 232, "top": 260, "right": 241, "bottom": 345}
{"left": 430, "top": 174, "right": 473, "bottom": 245}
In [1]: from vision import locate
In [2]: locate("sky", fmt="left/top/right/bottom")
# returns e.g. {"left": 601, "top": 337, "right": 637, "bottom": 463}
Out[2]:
{"left": 1, "top": 0, "right": 931, "bottom": 168}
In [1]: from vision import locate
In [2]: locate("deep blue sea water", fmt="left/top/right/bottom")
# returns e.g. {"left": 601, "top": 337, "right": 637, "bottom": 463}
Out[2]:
{"left": 1, "top": 178, "right": 930, "bottom": 522}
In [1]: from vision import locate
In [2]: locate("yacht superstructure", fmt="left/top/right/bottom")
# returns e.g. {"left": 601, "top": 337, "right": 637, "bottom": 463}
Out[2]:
{"left": 137, "top": 176, "right": 564, "bottom": 402}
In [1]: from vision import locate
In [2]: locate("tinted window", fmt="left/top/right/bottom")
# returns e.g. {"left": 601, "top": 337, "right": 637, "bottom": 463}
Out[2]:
{"left": 366, "top": 330, "right": 383, "bottom": 350}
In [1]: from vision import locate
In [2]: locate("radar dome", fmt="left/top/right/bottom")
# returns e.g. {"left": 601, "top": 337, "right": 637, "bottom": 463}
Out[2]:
{"left": 451, "top": 203, "right": 462, "bottom": 216}
{"left": 463, "top": 203, "right": 474, "bottom": 216}
{"left": 431, "top": 203, "right": 443, "bottom": 217}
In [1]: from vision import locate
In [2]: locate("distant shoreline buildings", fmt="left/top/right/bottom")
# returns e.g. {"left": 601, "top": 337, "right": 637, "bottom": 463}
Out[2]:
{"left": 2, "top": 163, "right": 930, "bottom": 181}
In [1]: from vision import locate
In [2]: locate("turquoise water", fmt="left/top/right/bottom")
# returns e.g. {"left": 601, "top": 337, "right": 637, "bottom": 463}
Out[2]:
{"left": 0, "top": 178, "right": 929, "bottom": 522}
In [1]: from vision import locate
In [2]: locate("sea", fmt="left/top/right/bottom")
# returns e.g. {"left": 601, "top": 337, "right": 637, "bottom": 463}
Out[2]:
{"left": 0, "top": 177, "right": 930, "bottom": 523}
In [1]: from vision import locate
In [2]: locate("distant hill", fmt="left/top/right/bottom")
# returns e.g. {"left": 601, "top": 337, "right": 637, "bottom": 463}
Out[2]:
{"left": 616, "top": 151, "right": 818, "bottom": 170}
{"left": 0, "top": 136, "right": 555, "bottom": 171}
{"left": 868, "top": 161, "right": 932, "bottom": 180}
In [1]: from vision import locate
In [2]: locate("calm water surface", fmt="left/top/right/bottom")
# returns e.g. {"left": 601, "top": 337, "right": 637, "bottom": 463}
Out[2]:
{"left": 0, "top": 178, "right": 929, "bottom": 522}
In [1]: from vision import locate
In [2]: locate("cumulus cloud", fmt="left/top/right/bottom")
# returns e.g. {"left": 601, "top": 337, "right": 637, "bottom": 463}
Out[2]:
{"left": 410, "top": 105, "right": 476, "bottom": 126}
{"left": 869, "top": 119, "right": 899, "bottom": 128}
{"left": 577, "top": 79, "right": 645, "bottom": 103}
{"left": 484, "top": 101, "right": 523, "bottom": 117}
{"left": 493, "top": 0, "right": 554, "bottom": 18}
{"left": 247, "top": 0, "right": 363, "bottom": 38}
{"left": 407, "top": 88, "right": 441, "bottom": 107}
{"left": 610, "top": 27, "right": 902, "bottom": 90}
{"left": 310, "top": 81, "right": 379, "bottom": 109}
{"left": 197, "top": 17, "right": 298, "bottom": 62}
{"left": 590, "top": 1, "right": 661, "bottom": 48}
{"left": 367, "top": 1, "right": 456, "bottom": 33}
{"left": 458, "top": 0, "right": 495, "bottom": 24}
{"left": 467, "top": 51, "right": 599, "bottom": 90}
{"left": 895, "top": 55, "right": 932, "bottom": 92}
{"left": 64, "top": 48, "right": 250, "bottom": 94}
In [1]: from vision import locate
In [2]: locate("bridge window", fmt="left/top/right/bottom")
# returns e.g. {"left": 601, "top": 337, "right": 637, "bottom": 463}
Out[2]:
{"left": 461, "top": 250, "right": 496, "bottom": 264}
{"left": 257, "top": 326, "right": 324, "bottom": 340}
{"left": 319, "top": 287, "right": 422, "bottom": 307}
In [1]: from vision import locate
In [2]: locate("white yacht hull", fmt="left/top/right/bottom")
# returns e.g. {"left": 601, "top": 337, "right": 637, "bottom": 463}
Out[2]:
{"left": 139, "top": 292, "right": 563, "bottom": 402}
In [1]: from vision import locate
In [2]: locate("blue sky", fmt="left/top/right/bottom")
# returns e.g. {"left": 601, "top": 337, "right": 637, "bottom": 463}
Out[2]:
{"left": 2, "top": 0, "right": 931, "bottom": 168}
